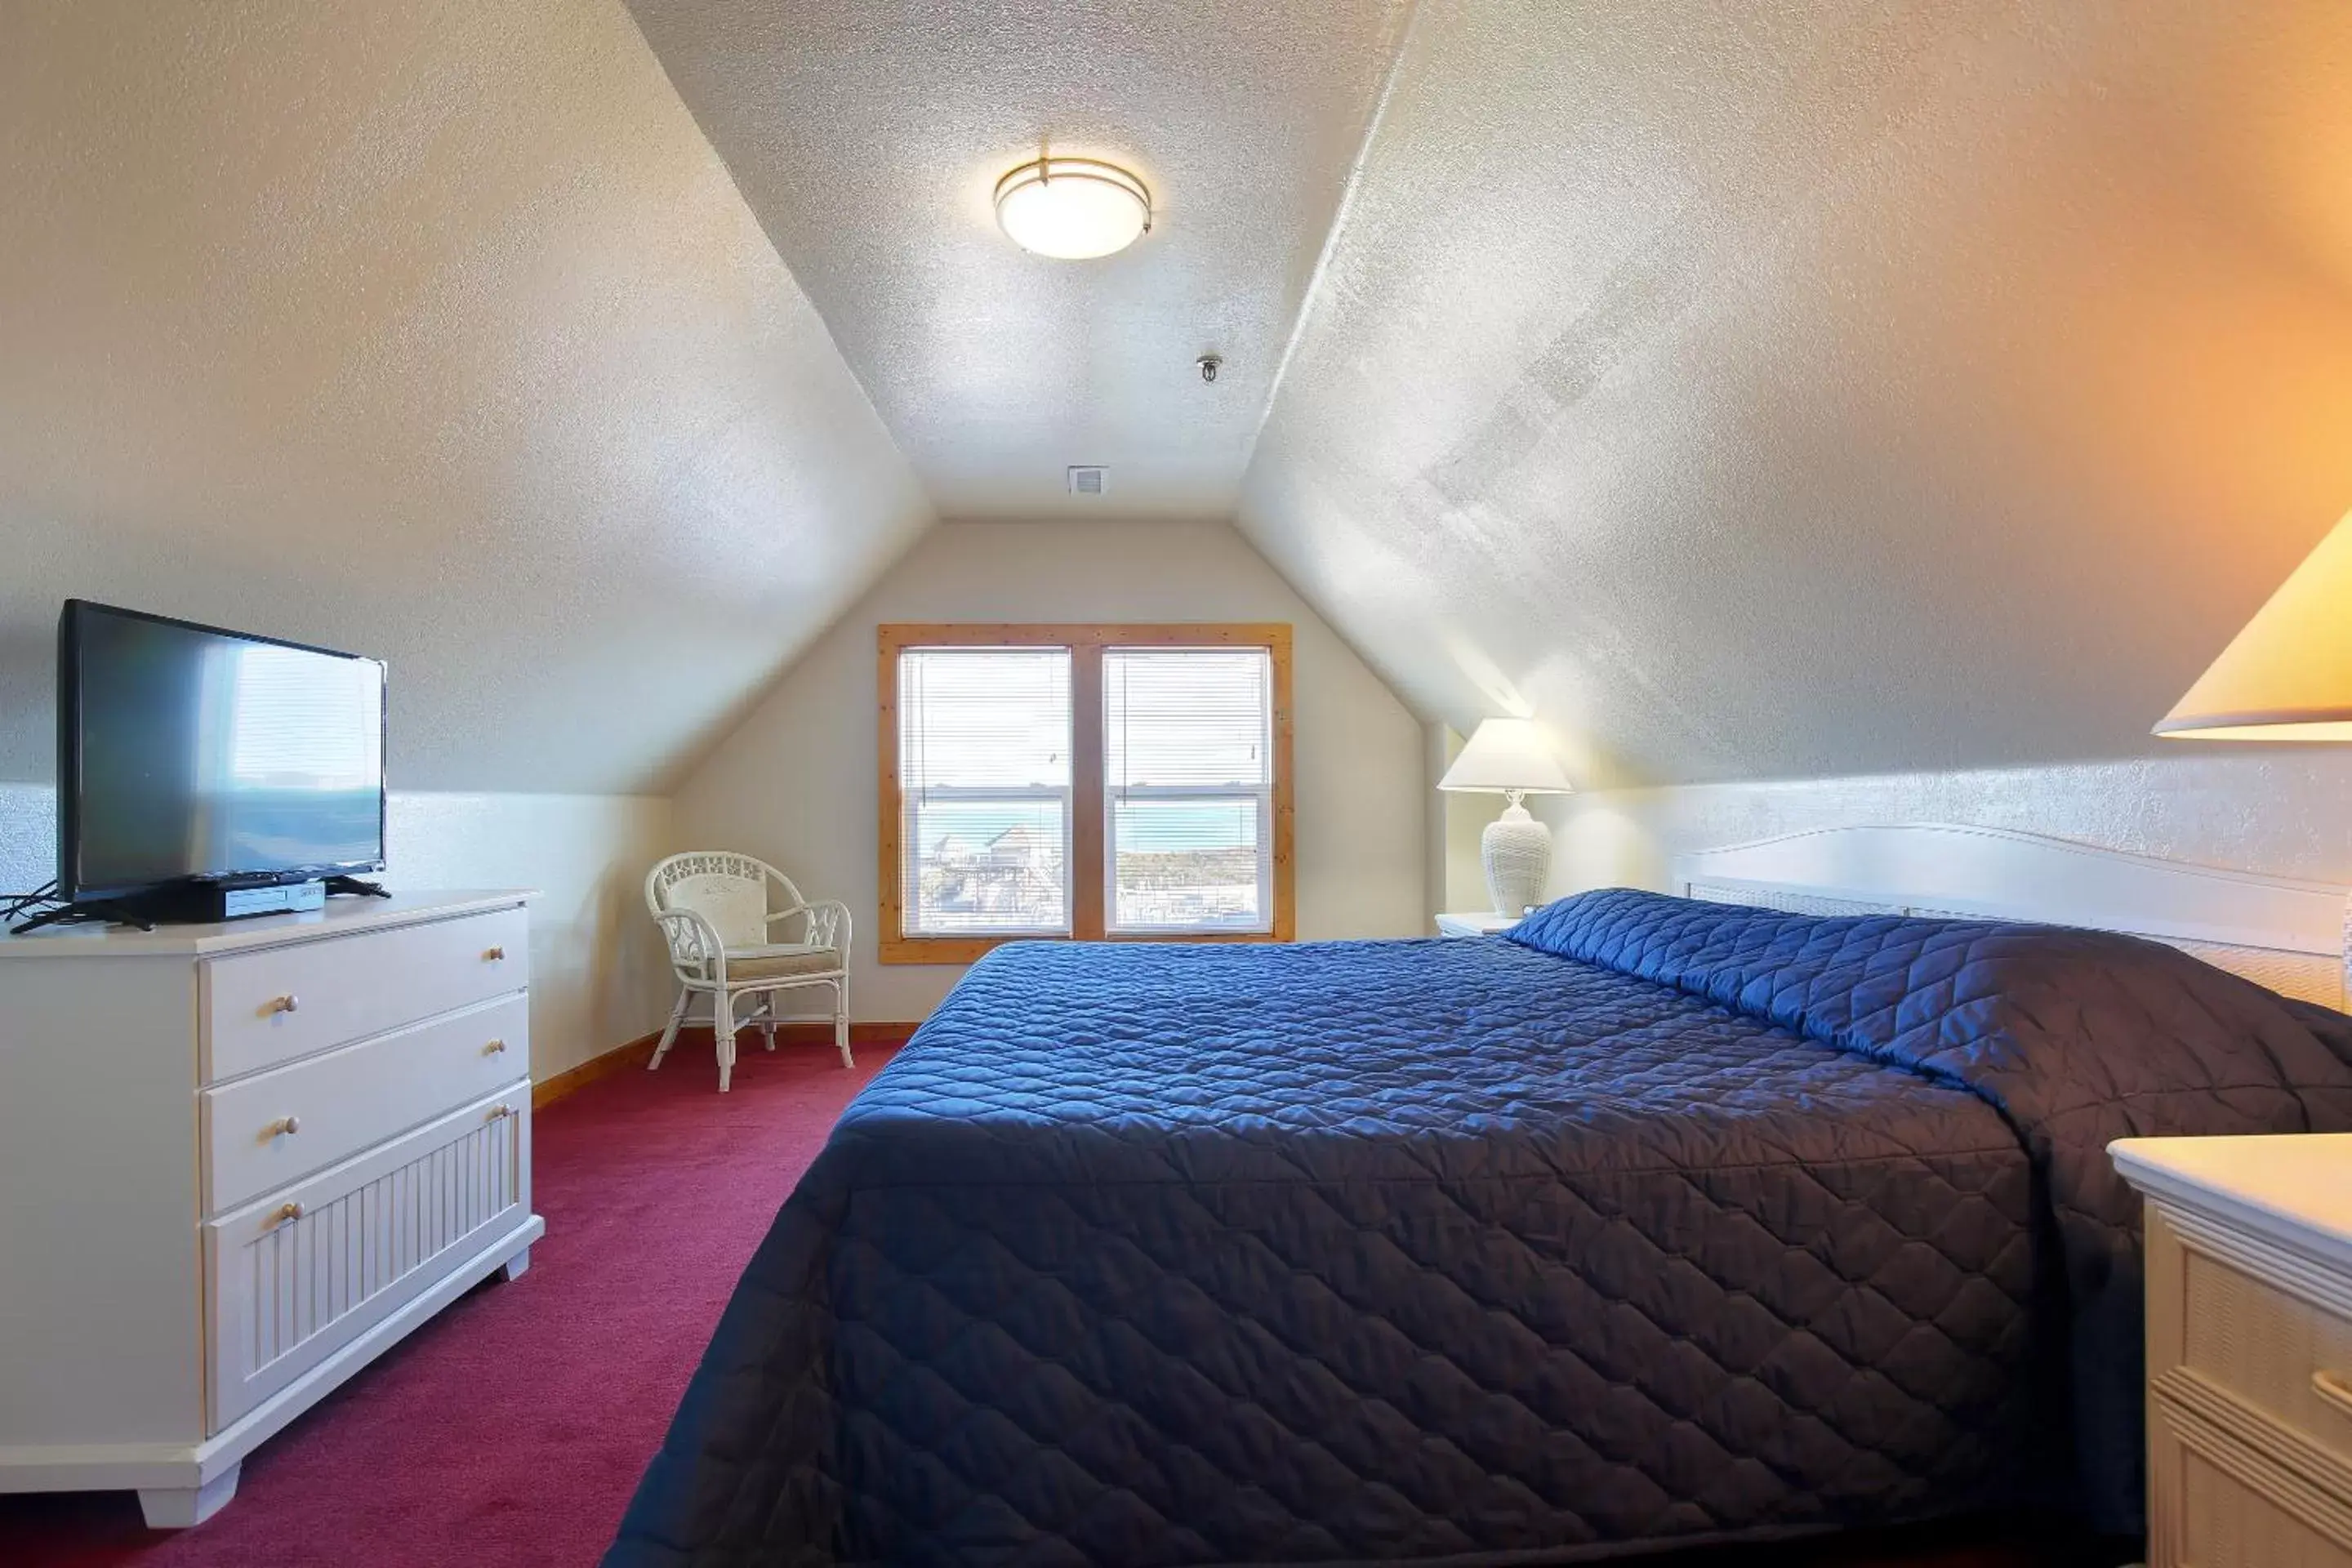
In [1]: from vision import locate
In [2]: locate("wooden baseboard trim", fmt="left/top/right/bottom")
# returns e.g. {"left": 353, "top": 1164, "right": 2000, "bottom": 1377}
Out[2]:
{"left": 532, "top": 1020, "right": 921, "bottom": 1110}
{"left": 532, "top": 1034, "right": 660, "bottom": 1109}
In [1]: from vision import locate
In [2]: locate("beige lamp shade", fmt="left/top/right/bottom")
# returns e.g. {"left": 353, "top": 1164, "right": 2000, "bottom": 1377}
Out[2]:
{"left": 2156, "top": 510, "right": 2352, "bottom": 742}
{"left": 1437, "top": 717, "right": 1575, "bottom": 794}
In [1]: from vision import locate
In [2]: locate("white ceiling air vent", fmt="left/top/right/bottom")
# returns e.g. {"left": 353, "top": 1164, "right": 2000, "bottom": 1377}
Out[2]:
{"left": 1067, "top": 465, "right": 1107, "bottom": 497}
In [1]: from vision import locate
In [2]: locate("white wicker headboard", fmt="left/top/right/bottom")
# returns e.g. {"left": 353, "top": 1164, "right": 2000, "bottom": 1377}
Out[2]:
{"left": 1668, "top": 824, "right": 2352, "bottom": 1010}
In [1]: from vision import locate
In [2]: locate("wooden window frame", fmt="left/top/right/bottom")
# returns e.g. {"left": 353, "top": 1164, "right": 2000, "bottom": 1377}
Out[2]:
{"left": 879, "top": 623, "right": 1294, "bottom": 964}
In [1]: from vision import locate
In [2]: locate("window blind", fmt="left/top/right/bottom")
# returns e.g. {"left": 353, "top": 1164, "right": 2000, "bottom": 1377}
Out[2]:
{"left": 898, "top": 648, "right": 1072, "bottom": 936}
{"left": 1102, "top": 647, "right": 1272, "bottom": 933}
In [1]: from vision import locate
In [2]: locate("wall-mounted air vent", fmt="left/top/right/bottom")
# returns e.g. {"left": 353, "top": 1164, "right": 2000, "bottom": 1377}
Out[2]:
{"left": 1067, "top": 466, "right": 1107, "bottom": 496}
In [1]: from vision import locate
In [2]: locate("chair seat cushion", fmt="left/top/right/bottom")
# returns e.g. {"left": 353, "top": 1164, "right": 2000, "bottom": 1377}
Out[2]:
{"left": 724, "top": 944, "right": 843, "bottom": 981}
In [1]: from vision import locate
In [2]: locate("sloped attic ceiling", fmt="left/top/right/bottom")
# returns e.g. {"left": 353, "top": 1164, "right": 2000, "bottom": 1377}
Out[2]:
{"left": 0, "top": 0, "right": 929, "bottom": 795}
{"left": 625, "top": 0, "right": 1415, "bottom": 523}
{"left": 1239, "top": 0, "right": 2352, "bottom": 788}
{"left": 11, "top": 2, "right": 2349, "bottom": 803}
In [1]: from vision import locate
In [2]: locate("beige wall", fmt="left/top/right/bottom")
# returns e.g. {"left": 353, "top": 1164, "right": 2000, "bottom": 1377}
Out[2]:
{"left": 0, "top": 785, "right": 676, "bottom": 1080}
{"left": 1423, "top": 724, "right": 1491, "bottom": 918}
{"left": 673, "top": 519, "right": 1428, "bottom": 1022}
{"left": 1444, "top": 751, "right": 2352, "bottom": 905}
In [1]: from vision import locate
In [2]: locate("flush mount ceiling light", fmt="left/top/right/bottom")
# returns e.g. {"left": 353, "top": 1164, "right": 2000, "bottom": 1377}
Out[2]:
{"left": 994, "top": 156, "right": 1152, "bottom": 260}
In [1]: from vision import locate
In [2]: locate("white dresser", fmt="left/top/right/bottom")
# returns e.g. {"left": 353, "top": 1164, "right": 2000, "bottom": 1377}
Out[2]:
{"left": 0, "top": 892, "right": 544, "bottom": 1526}
{"left": 2113, "top": 1134, "right": 2352, "bottom": 1566}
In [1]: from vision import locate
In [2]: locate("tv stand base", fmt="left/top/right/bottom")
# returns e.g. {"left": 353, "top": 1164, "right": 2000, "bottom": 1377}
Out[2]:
{"left": 7, "top": 898, "right": 157, "bottom": 937}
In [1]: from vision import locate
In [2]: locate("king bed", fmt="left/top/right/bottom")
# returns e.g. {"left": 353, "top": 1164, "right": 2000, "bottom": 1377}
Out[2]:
{"left": 606, "top": 826, "right": 2352, "bottom": 1566}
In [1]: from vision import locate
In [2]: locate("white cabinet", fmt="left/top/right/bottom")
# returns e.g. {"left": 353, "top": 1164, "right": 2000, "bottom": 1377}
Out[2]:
{"left": 0, "top": 892, "right": 543, "bottom": 1528}
{"left": 2114, "top": 1134, "right": 2352, "bottom": 1567}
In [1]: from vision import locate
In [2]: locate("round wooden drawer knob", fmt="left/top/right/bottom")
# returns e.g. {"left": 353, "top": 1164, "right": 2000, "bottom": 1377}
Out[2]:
{"left": 483, "top": 947, "right": 506, "bottom": 961}
{"left": 274, "top": 1201, "right": 304, "bottom": 1225}
{"left": 483, "top": 1039, "right": 507, "bottom": 1055}
{"left": 269, "top": 994, "right": 300, "bottom": 1015}
{"left": 272, "top": 1115, "right": 301, "bottom": 1137}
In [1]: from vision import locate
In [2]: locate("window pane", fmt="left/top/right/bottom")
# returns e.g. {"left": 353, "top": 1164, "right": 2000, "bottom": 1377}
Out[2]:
{"left": 1103, "top": 647, "right": 1274, "bottom": 935}
{"left": 900, "top": 648, "right": 1071, "bottom": 935}
{"left": 908, "top": 797, "right": 1069, "bottom": 934}
{"left": 901, "top": 648, "right": 1071, "bottom": 791}
{"left": 1110, "top": 797, "right": 1263, "bottom": 932}
{"left": 1104, "top": 648, "right": 1269, "bottom": 788}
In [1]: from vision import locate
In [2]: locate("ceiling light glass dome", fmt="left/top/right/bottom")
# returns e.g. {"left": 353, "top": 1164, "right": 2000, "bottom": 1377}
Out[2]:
{"left": 993, "top": 157, "right": 1152, "bottom": 260}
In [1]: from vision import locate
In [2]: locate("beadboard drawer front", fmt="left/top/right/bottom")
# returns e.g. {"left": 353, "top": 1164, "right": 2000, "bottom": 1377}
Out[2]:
{"left": 200, "top": 906, "right": 529, "bottom": 1082}
{"left": 204, "top": 1087, "right": 532, "bottom": 1434}
{"left": 2153, "top": 1394, "right": 2352, "bottom": 1567}
{"left": 2179, "top": 1447, "right": 2351, "bottom": 1568}
{"left": 201, "top": 994, "right": 529, "bottom": 1214}
{"left": 2176, "top": 1239, "right": 2352, "bottom": 1468}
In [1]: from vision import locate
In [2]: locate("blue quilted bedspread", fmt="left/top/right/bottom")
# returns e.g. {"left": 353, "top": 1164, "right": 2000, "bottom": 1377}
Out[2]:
{"left": 607, "top": 891, "right": 2352, "bottom": 1566}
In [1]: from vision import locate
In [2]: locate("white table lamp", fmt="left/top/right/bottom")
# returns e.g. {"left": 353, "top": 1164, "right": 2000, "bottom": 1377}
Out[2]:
{"left": 2156, "top": 509, "right": 2352, "bottom": 742}
{"left": 1437, "top": 717, "right": 1575, "bottom": 917}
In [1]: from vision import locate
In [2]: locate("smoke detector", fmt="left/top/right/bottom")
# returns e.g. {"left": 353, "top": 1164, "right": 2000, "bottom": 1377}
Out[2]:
{"left": 1067, "top": 466, "right": 1107, "bottom": 496}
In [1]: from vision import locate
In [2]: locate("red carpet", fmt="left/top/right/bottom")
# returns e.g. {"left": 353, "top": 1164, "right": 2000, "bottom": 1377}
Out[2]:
{"left": 2, "top": 1040, "right": 893, "bottom": 1568}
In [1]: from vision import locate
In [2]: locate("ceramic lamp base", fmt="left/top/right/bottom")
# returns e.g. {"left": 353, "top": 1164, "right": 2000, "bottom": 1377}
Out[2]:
{"left": 1481, "top": 797, "right": 1552, "bottom": 916}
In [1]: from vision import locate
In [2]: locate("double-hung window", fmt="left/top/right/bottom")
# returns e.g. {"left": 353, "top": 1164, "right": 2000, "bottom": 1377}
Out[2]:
{"left": 880, "top": 624, "right": 1293, "bottom": 963}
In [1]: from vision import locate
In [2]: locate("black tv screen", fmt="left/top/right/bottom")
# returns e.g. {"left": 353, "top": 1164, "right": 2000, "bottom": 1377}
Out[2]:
{"left": 59, "top": 601, "right": 386, "bottom": 900}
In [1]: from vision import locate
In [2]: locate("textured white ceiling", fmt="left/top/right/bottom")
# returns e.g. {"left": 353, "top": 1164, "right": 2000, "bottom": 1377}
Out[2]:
{"left": 11, "top": 0, "right": 2350, "bottom": 802}
{"left": 1239, "top": 0, "right": 2352, "bottom": 786}
{"left": 624, "top": 0, "right": 1414, "bottom": 522}
{"left": 0, "top": 0, "right": 930, "bottom": 794}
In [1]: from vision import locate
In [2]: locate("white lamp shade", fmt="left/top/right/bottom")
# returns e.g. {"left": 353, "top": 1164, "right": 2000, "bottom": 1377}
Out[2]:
{"left": 1437, "top": 717, "right": 1575, "bottom": 794}
{"left": 2156, "top": 510, "right": 2352, "bottom": 742}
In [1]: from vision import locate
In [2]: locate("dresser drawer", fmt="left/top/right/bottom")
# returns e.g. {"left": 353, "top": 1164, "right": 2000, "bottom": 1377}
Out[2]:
{"left": 2153, "top": 1391, "right": 2352, "bottom": 1566}
{"left": 2171, "top": 1233, "right": 2352, "bottom": 1468}
{"left": 200, "top": 906, "right": 528, "bottom": 1080}
{"left": 201, "top": 993, "right": 528, "bottom": 1214}
{"left": 204, "top": 1085, "right": 532, "bottom": 1433}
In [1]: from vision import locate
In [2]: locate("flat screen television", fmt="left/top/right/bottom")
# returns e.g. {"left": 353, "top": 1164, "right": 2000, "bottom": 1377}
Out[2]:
{"left": 58, "top": 600, "right": 387, "bottom": 903}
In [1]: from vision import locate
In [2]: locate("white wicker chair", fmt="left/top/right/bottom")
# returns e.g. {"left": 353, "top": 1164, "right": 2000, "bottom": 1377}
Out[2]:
{"left": 644, "top": 852, "right": 853, "bottom": 1091}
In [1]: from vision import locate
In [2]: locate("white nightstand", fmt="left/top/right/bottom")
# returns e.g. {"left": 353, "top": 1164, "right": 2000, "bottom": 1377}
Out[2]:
{"left": 2110, "top": 1134, "right": 2352, "bottom": 1566}
{"left": 1435, "top": 911, "right": 1521, "bottom": 938}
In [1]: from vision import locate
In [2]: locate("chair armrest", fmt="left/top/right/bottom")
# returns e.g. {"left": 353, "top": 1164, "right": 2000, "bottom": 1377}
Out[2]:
{"left": 801, "top": 900, "right": 853, "bottom": 957}
{"left": 653, "top": 907, "right": 726, "bottom": 983}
